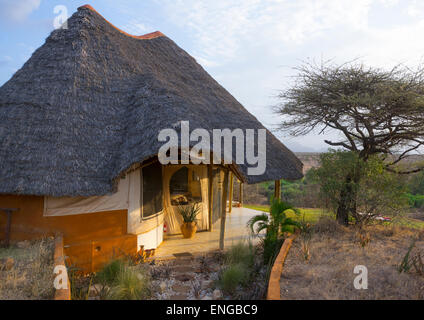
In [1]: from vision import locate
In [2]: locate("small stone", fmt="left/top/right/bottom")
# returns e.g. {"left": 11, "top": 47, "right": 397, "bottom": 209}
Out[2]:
{"left": 159, "top": 281, "right": 167, "bottom": 293}
{"left": 16, "top": 240, "right": 30, "bottom": 249}
{"left": 213, "top": 289, "right": 223, "bottom": 300}
{"left": 201, "top": 295, "right": 213, "bottom": 300}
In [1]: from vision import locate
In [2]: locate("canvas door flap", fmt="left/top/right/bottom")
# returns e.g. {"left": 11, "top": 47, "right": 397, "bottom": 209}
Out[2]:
{"left": 163, "top": 165, "right": 209, "bottom": 235}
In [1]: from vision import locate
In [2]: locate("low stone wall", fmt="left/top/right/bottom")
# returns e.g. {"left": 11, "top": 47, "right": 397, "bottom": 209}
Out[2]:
{"left": 266, "top": 233, "right": 298, "bottom": 300}
{"left": 54, "top": 234, "right": 71, "bottom": 300}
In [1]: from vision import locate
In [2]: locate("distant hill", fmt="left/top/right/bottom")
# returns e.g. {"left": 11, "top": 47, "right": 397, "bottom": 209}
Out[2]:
{"left": 294, "top": 152, "right": 424, "bottom": 175}
{"left": 295, "top": 152, "right": 321, "bottom": 174}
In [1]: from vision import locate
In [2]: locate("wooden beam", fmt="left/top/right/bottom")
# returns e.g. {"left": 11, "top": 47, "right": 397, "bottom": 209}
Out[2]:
{"left": 239, "top": 182, "right": 243, "bottom": 207}
{"left": 208, "top": 164, "right": 214, "bottom": 232}
{"left": 228, "top": 172, "right": 233, "bottom": 213}
{"left": 274, "top": 180, "right": 281, "bottom": 201}
{"left": 219, "top": 168, "right": 229, "bottom": 250}
{"left": 0, "top": 208, "right": 19, "bottom": 248}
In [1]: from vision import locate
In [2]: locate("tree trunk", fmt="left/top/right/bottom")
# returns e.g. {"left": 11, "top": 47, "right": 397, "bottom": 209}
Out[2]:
{"left": 336, "top": 187, "right": 350, "bottom": 226}
{"left": 336, "top": 164, "right": 361, "bottom": 226}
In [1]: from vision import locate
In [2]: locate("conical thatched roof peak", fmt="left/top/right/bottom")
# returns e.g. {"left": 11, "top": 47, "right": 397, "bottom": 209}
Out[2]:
{"left": 0, "top": 5, "right": 303, "bottom": 197}
{"left": 78, "top": 5, "right": 165, "bottom": 40}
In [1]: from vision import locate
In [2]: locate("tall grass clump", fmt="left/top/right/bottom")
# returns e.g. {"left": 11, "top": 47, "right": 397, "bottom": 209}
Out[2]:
{"left": 218, "top": 241, "right": 256, "bottom": 294}
{"left": 107, "top": 266, "right": 151, "bottom": 300}
{"left": 219, "top": 263, "right": 250, "bottom": 293}
{"left": 224, "top": 242, "right": 255, "bottom": 267}
{"left": 94, "top": 259, "right": 151, "bottom": 300}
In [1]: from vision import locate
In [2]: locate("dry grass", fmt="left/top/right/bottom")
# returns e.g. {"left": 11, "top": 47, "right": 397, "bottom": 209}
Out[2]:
{"left": 0, "top": 238, "right": 55, "bottom": 300}
{"left": 281, "top": 218, "right": 424, "bottom": 300}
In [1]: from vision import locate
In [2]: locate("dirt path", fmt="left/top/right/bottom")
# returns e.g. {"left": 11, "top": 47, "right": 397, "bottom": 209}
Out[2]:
{"left": 149, "top": 252, "right": 223, "bottom": 300}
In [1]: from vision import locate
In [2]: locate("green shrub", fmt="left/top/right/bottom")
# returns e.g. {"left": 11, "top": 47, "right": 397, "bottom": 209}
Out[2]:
{"left": 406, "top": 193, "right": 424, "bottom": 209}
{"left": 219, "top": 263, "right": 250, "bottom": 293}
{"left": 248, "top": 199, "right": 300, "bottom": 264}
{"left": 94, "top": 259, "right": 151, "bottom": 300}
{"left": 95, "top": 259, "right": 126, "bottom": 286}
{"left": 262, "top": 231, "right": 284, "bottom": 266}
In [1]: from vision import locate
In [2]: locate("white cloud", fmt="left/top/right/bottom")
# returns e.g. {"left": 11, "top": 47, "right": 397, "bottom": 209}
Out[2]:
{"left": 0, "top": 0, "right": 41, "bottom": 22}
{"left": 159, "top": 0, "right": 399, "bottom": 67}
{"left": 152, "top": 0, "right": 424, "bottom": 150}
{"left": 405, "top": 0, "right": 424, "bottom": 18}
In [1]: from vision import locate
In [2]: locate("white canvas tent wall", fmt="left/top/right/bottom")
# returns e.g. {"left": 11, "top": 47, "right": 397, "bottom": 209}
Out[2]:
{"left": 44, "top": 163, "right": 211, "bottom": 247}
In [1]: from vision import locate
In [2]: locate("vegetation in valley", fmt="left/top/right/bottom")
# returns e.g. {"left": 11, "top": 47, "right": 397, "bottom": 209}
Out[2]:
{"left": 275, "top": 61, "right": 424, "bottom": 225}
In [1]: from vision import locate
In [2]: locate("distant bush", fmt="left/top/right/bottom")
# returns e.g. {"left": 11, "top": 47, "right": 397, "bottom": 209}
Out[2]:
{"left": 406, "top": 193, "right": 424, "bottom": 209}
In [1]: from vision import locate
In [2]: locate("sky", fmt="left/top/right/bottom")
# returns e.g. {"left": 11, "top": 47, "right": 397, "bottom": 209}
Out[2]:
{"left": 1, "top": 0, "right": 424, "bottom": 152}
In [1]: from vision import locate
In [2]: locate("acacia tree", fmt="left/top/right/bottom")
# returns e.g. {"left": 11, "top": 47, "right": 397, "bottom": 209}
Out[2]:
{"left": 276, "top": 61, "right": 424, "bottom": 225}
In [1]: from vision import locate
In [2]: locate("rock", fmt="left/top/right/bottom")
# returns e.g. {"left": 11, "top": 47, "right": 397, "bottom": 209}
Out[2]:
{"left": 159, "top": 281, "right": 167, "bottom": 293}
{"left": 201, "top": 295, "right": 213, "bottom": 300}
{"left": 16, "top": 240, "right": 30, "bottom": 249}
{"left": 201, "top": 280, "right": 213, "bottom": 290}
{"left": 0, "top": 257, "right": 15, "bottom": 271}
{"left": 213, "top": 289, "right": 223, "bottom": 300}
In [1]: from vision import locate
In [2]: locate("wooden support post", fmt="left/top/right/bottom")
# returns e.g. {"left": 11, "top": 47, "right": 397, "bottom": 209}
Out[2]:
{"left": 274, "top": 180, "right": 281, "bottom": 201}
{"left": 0, "top": 208, "right": 19, "bottom": 248}
{"left": 208, "top": 165, "right": 214, "bottom": 232}
{"left": 228, "top": 172, "right": 233, "bottom": 213}
{"left": 219, "top": 169, "right": 229, "bottom": 250}
{"left": 239, "top": 182, "right": 243, "bottom": 207}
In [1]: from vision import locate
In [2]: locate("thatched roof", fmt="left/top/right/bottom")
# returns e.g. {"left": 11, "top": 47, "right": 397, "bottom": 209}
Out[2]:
{"left": 0, "top": 5, "right": 302, "bottom": 197}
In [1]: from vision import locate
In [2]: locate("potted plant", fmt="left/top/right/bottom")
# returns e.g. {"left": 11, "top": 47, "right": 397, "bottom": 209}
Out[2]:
{"left": 177, "top": 203, "right": 201, "bottom": 238}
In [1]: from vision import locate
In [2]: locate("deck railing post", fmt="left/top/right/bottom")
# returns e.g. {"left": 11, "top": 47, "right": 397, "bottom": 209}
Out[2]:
{"left": 208, "top": 164, "right": 213, "bottom": 231}
{"left": 228, "top": 172, "right": 233, "bottom": 213}
{"left": 219, "top": 168, "right": 229, "bottom": 250}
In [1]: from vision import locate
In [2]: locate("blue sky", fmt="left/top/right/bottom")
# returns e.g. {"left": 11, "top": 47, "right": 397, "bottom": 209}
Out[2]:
{"left": 1, "top": 0, "right": 424, "bottom": 152}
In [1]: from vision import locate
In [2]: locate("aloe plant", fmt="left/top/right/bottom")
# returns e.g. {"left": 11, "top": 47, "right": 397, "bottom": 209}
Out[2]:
{"left": 177, "top": 203, "right": 201, "bottom": 223}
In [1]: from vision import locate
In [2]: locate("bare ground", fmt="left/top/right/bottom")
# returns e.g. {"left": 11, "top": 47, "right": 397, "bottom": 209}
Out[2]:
{"left": 281, "top": 219, "right": 424, "bottom": 300}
